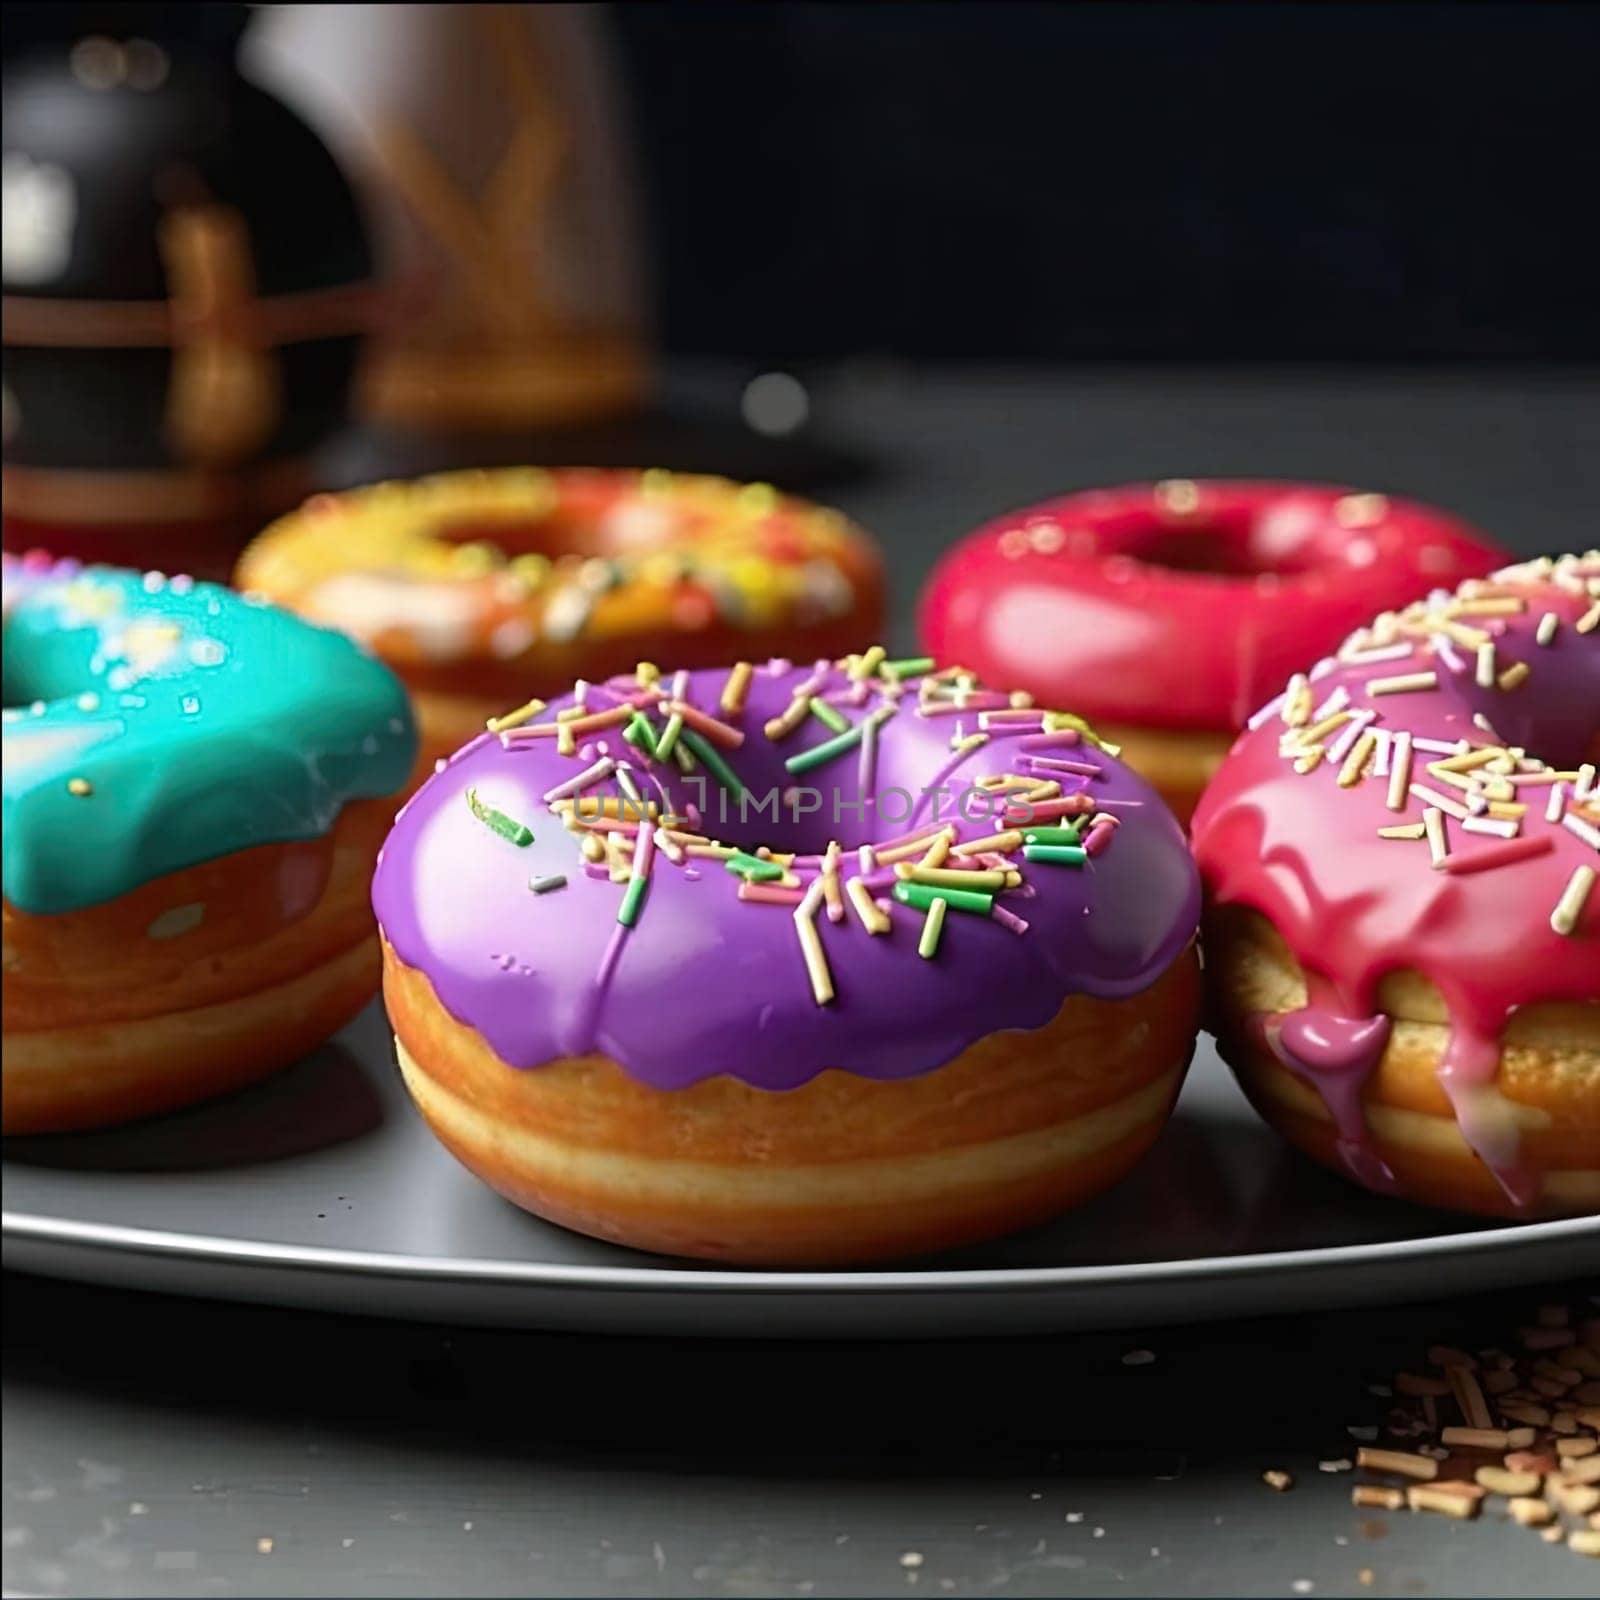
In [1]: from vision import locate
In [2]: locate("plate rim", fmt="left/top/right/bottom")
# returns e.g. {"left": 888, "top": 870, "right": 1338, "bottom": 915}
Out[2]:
{"left": 5, "top": 1207, "right": 1596, "bottom": 1296}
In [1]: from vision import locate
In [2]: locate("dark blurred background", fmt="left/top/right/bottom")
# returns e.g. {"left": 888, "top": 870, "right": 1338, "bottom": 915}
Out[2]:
{"left": 614, "top": 0, "right": 1600, "bottom": 362}
{"left": 7, "top": 0, "right": 1597, "bottom": 363}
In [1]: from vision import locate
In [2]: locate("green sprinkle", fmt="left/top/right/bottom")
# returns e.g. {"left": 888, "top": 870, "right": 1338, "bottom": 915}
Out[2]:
{"left": 812, "top": 694, "right": 851, "bottom": 732}
{"left": 1023, "top": 843, "right": 1087, "bottom": 866}
{"left": 672, "top": 738, "right": 696, "bottom": 773}
{"left": 784, "top": 721, "right": 866, "bottom": 775}
{"left": 530, "top": 874, "right": 567, "bottom": 894}
{"left": 466, "top": 786, "right": 533, "bottom": 846}
{"left": 917, "top": 896, "right": 947, "bottom": 959}
{"left": 808, "top": 697, "right": 850, "bottom": 735}
{"left": 893, "top": 881, "right": 994, "bottom": 916}
{"left": 617, "top": 873, "right": 650, "bottom": 927}
{"left": 725, "top": 851, "right": 784, "bottom": 882}
{"left": 679, "top": 728, "right": 744, "bottom": 797}
{"left": 1022, "top": 825, "right": 1082, "bottom": 848}
{"left": 882, "top": 655, "right": 935, "bottom": 680}
{"left": 654, "top": 710, "right": 685, "bottom": 761}
{"left": 623, "top": 712, "right": 659, "bottom": 759}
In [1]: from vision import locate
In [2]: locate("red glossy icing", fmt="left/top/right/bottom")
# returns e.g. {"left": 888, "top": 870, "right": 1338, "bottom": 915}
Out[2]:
{"left": 1192, "top": 555, "right": 1600, "bottom": 1210}
{"left": 918, "top": 481, "right": 1504, "bottom": 732}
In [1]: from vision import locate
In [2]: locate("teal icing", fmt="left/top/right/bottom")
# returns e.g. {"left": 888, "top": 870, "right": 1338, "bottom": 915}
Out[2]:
{"left": 2, "top": 565, "right": 417, "bottom": 915}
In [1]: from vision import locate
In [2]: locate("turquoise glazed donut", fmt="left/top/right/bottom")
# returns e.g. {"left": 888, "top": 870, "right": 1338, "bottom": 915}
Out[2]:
{"left": 3, "top": 551, "right": 417, "bottom": 1132}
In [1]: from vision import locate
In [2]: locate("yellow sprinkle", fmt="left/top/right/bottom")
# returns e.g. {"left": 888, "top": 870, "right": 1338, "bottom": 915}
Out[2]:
{"left": 1378, "top": 823, "right": 1427, "bottom": 840}
{"left": 852, "top": 645, "right": 887, "bottom": 680}
{"left": 486, "top": 698, "right": 546, "bottom": 734}
{"left": 719, "top": 661, "right": 754, "bottom": 716}
{"left": 1334, "top": 492, "right": 1388, "bottom": 527}
{"left": 918, "top": 895, "right": 948, "bottom": 960}
{"left": 635, "top": 662, "right": 660, "bottom": 688}
{"left": 1497, "top": 661, "right": 1531, "bottom": 692}
{"left": 949, "top": 731, "right": 989, "bottom": 756}
{"left": 874, "top": 827, "right": 958, "bottom": 865}
{"left": 1155, "top": 478, "right": 1201, "bottom": 515}
{"left": 1282, "top": 673, "right": 1313, "bottom": 727}
{"left": 1337, "top": 731, "right": 1377, "bottom": 788}
{"left": 952, "top": 829, "right": 1025, "bottom": 857}
{"left": 557, "top": 721, "right": 576, "bottom": 757}
{"left": 1292, "top": 710, "right": 1352, "bottom": 748}
{"left": 1446, "top": 596, "right": 1526, "bottom": 617}
{"left": 846, "top": 876, "right": 891, "bottom": 935}
{"left": 920, "top": 833, "right": 952, "bottom": 870}
{"left": 1551, "top": 865, "right": 1596, "bottom": 937}
{"left": 1367, "top": 671, "right": 1439, "bottom": 696}
{"left": 1577, "top": 601, "right": 1600, "bottom": 634}
{"left": 1294, "top": 746, "right": 1325, "bottom": 775}
{"left": 67, "top": 776, "right": 93, "bottom": 796}
{"left": 763, "top": 695, "right": 811, "bottom": 741}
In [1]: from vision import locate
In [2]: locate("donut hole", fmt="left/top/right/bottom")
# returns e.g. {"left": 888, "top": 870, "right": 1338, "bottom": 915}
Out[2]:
{"left": 1135, "top": 527, "right": 1273, "bottom": 577}
{"left": 432, "top": 496, "right": 688, "bottom": 569}
{"left": 1132, "top": 499, "right": 1337, "bottom": 578}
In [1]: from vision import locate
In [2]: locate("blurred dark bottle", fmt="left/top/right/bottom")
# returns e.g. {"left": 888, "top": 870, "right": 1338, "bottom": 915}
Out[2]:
{"left": 1, "top": 4, "right": 380, "bottom": 578}
{"left": 245, "top": 3, "right": 650, "bottom": 434}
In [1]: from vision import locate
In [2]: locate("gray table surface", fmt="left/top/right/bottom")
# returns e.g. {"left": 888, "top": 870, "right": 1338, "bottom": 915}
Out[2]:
{"left": 6, "top": 362, "right": 1599, "bottom": 1598}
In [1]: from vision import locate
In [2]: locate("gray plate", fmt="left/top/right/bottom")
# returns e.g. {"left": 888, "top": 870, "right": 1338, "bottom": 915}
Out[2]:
{"left": 4, "top": 1001, "right": 1595, "bottom": 1337}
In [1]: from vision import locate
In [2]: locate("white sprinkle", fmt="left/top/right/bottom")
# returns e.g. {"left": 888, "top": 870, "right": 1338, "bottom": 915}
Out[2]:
{"left": 1563, "top": 812, "right": 1600, "bottom": 851}
{"left": 1414, "top": 737, "right": 1469, "bottom": 756}
{"left": 1577, "top": 764, "right": 1597, "bottom": 802}
{"left": 1410, "top": 782, "right": 1471, "bottom": 821}
{"left": 1311, "top": 684, "right": 1350, "bottom": 722}
{"left": 1387, "top": 731, "right": 1413, "bottom": 812}
{"left": 1247, "top": 690, "right": 1288, "bottom": 731}
{"left": 1308, "top": 655, "right": 1339, "bottom": 681}
{"left": 1462, "top": 816, "right": 1518, "bottom": 840}
{"left": 1326, "top": 710, "right": 1375, "bottom": 766}
{"left": 1474, "top": 641, "right": 1497, "bottom": 687}
{"left": 1547, "top": 783, "right": 1567, "bottom": 824}
{"left": 1423, "top": 807, "right": 1449, "bottom": 868}
{"left": 1536, "top": 612, "right": 1560, "bottom": 645}
{"left": 543, "top": 757, "right": 616, "bottom": 803}
{"left": 899, "top": 1552, "right": 924, "bottom": 1569}
{"left": 1371, "top": 729, "right": 1392, "bottom": 777}
{"left": 1340, "top": 641, "right": 1413, "bottom": 667}
{"left": 1318, "top": 1459, "right": 1354, "bottom": 1473}
{"left": 1435, "top": 636, "right": 1465, "bottom": 676}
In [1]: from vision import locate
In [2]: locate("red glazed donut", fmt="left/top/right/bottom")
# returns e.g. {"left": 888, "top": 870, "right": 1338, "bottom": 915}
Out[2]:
{"left": 918, "top": 480, "right": 1504, "bottom": 819}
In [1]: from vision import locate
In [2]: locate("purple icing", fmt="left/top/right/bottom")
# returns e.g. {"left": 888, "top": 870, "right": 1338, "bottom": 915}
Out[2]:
{"left": 372, "top": 661, "right": 1200, "bottom": 1091}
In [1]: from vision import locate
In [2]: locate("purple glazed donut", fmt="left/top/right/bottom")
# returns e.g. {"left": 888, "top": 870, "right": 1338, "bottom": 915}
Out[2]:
{"left": 373, "top": 651, "right": 1202, "bottom": 1264}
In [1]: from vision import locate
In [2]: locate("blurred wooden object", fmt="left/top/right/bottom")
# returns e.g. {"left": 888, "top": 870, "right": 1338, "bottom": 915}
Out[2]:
{"left": 245, "top": 3, "right": 650, "bottom": 433}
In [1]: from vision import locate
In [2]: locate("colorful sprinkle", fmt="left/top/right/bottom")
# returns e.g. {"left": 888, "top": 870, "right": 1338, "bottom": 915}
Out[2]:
{"left": 1023, "top": 843, "right": 1087, "bottom": 866}
{"left": 466, "top": 787, "right": 534, "bottom": 846}
{"left": 892, "top": 880, "right": 994, "bottom": 916}
{"left": 918, "top": 895, "right": 948, "bottom": 959}
{"left": 678, "top": 728, "right": 746, "bottom": 798}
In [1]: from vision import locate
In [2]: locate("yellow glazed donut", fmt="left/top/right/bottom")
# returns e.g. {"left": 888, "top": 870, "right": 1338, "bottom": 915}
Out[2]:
{"left": 237, "top": 468, "right": 884, "bottom": 779}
